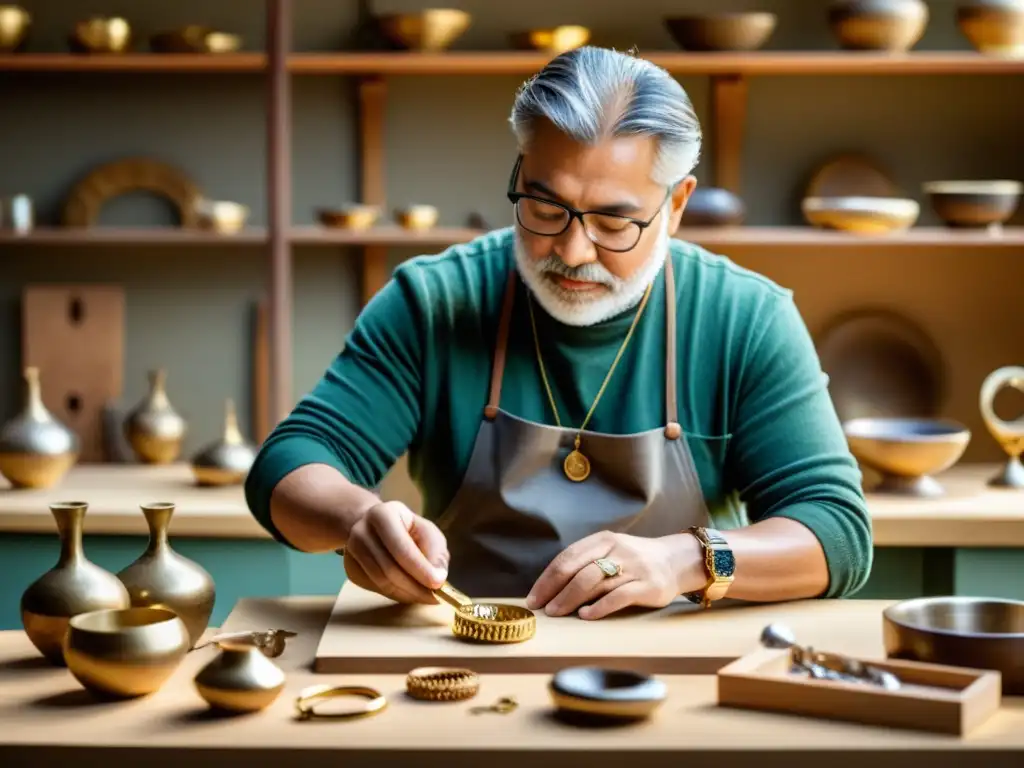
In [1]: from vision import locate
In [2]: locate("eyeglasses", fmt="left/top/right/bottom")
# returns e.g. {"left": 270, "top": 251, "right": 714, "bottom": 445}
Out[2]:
{"left": 506, "top": 154, "right": 670, "bottom": 253}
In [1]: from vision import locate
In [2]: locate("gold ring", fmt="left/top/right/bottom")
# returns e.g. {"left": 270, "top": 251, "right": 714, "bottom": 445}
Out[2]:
{"left": 406, "top": 667, "right": 480, "bottom": 702}
{"left": 452, "top": 603, "right": 537, "bottom": 644}
{"left": 594, "top": 557, "right": 621, "bottom": 578}
{"left": 294, "top": 684, "right": 388, "bottom": 720}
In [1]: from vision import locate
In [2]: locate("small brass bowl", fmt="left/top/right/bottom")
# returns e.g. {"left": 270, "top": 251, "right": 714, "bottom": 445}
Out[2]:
{"left": 957, "top": 1, "right": 1024, "bottom": 57}
{"left": 923, "top": 180, "right": 1022, "bottom": 229}
{"left": 802, "top": 196, "right": 920, "bottom": 234}
{"left": 395, "top": 204, "right": 439, "bottom": 231}
{"left": 318, "top": 204, "right": 381, "bottom": 230}
{"left": 452, "top": 603, "right": 536, "bottom": 644}
{"left": 150, "top": 26, "right": 242, "bottom": 54}
{"left": 665, "top": 13, "right": 777, "bottom": 52}
{"left": 844, "top": 417, "right": 971, "bottom": 497}
{"left": 64, "top": 607, "right": 190, "bottom": 699}
{"left": 828, "top": 1, "right": 929, "bottom": 52}
{"left": 509, "top": 25, "right": 590, "bottom": 54}
{"left": 195, "top": 200, "right": 249, "bottom": 234}
{"left": 376, "top": 9, "right": 471, "bottom": 52}
{"left": 549, "top": 667, "right": 667, "bottom": 721}
{"left": 0, "top": 5, "right": 30, "bottom": 52}
{"left": 70, "top": 17, "right": 131, "bottom": 54}
{"left": 884, "top": 595, "right": 1024, "bottom": 693}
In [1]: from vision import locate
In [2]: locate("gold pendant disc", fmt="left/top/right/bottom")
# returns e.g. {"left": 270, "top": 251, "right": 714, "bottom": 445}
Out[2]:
{"left": 563, "top": 450, "right": 591, "bottom": 482}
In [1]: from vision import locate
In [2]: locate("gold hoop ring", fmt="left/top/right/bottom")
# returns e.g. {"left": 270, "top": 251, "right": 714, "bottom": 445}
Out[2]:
{"left": 593, "top": 557, "right": 621, "bottom": 578}
{"left": 294, "top": 684, "right": 388, "bottom": 721}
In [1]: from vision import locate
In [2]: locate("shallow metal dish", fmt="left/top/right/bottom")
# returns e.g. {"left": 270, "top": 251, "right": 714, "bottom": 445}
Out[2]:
{"left": 883, "top": 595, "right": 1024, "bottom": 693}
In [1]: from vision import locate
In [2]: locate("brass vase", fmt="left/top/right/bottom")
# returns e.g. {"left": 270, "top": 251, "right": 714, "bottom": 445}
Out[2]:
{"left": 20, "top": 502, "right": 131, "bottom": 665}
{"left": 979, "top": 365, "right": 1024, "bottom": 488}
{"left": 194, "top": 641, "right": 287, "bottom": 713}
{"left": 124, "top": 368, "right": 187, "bottom": 464}
{"left": 190, "top": 398, "right": 257, "bottom": 486}
{"left": 0, "top": 367, "right": 79, "bottom": 489}
{"left": 116, "top": 502, "right": 216, "bottom": 648}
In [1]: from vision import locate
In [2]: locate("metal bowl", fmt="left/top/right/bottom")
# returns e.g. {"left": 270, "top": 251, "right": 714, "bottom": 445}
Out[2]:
{"left": 70, "top": 17, "right": 131, "bottom": 54}
{"left": 679, "top": 187, "right": 746, "bottom": 227}
{"left": 509, "top": 26, "right": 590, "bottom": 54}
{"left": 802, "top": 196, "right": 920, "bottom": 234}
{"left": 957, "top": 1, "right": 1024, "bottom": 57}
{"left": 0, "top": 5, "right": 30, "bottom": 52}
{"left": 843, "top": 416, "right": 970, "bottom": 497}
{"left": 883, "top": 595, "right": 1024, "bottom": 693}
{"left": 376, "top": 9, "right": 471, "bottom": 52}
{"left": 396, "top": 204, "right": 439, "bottom": 230}
{"left": 665, "top": 13, "right": 777, "bottom": 52}
{"left": 318, "top": 204, "right": 381, "bottom": 230}
{"left": 923, "top": 180, "right": 1022, "bottom": 229}
{"left": 828, "top": 0, "right": 929, "bottom": 52}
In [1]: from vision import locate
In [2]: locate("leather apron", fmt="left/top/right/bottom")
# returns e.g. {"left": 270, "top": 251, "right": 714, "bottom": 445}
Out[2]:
{"left": 435, "top": 258, "right": 712, "bottom": 597}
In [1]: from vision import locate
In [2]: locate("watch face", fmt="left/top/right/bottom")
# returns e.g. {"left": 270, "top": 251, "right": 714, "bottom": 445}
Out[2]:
{"left": 713, "top": 549, "right": 736, "bottom": 578}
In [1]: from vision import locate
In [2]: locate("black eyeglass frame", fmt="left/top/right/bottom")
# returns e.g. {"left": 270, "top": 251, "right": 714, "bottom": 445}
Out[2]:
{"left": 505, "top": 154, "right": 672, "bottom": 253}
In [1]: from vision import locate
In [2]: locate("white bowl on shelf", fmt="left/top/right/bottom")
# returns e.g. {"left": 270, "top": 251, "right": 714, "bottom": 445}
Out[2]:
{"left": 802, "top": 196, "right": 919, "bottom": 235}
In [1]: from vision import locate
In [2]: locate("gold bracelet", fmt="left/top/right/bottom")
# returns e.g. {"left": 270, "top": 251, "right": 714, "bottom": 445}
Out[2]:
{"left": 452, "top": 603, "right": 536, "bottom": 644}
{"left": 405, "top": 667, "right": 480, "bottom": 702}
{"left": 294, "top": 684, "right": 388, "bottom": 721}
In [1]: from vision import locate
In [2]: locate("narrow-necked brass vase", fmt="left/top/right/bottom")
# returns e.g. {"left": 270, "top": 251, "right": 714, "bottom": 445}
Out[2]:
{"left": 194, "top": 641, "right": 287, "bottom": 713}
{"left": 124, "top": 369, "right": 187, "bottom": 464}
{"left": 980, "top": 365, "right": 1024, "bottom": 488}
{"left": 0, "top": 367, "right": 79, "bottom": 489}
{"left": 190, "top": 398, "right": 256, "bottom": 486}
{"left": 116, "top": 502, "right": 216, "bottom": 648}
{"left": 20, "top": 502, "right": 131, "bottom": 665}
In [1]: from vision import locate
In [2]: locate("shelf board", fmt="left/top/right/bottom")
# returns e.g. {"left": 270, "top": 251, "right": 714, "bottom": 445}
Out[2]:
{"left": 287, "top": 51, "right": 1024, "bottom": 77}
{"left": 0, "top": 53, "right": 266, "bottom": 72}
{"left": 290, "top": 225, "right": 483, "bottom": 246}
{"left": 678, "top": 225, "right": 1024, "bottom": 248}
{"left": 0, "top": 227, "right": 268, "bottom": 245}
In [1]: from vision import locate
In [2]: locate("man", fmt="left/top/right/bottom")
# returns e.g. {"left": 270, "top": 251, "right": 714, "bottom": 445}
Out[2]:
{"left": 245, "top": 46, "right": 873, "bottom": 620}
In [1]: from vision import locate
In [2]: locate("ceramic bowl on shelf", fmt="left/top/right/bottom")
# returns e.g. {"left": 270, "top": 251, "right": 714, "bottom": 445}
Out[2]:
{"left": 883, "top": 595, "right": 1024, "bottom": 693}
{"left": 802, "top": 196, "right": 920, "bottom": 234}
{"left": 395, "top": 204, "right": 439, "bottom": 231}
{"left": 664, "top": 13, "right": 777, "bottom": 52}
{"left": 679, "top": 187, "right": 746, "bottom": 227}
{"left": 509, "top": 26, "right": 590, "bottom": 55}
{"left": 956, "top": 0, "right": 1024, "bottom": 57}
{"left": 195, "top": 199, "right": 249, "bottom": 234}
{"left": 922, "top": 180, "right": 1022, "bottom": 229}
{"left": 0, "top": 5, "right": 30, "bottom": 52}
{"left": 69, "top": 17, "right": 131, "bottom": 53}
{"left": 828, "top": 0, "right": 930, "bottom": 52}
{"left": 375, "top": 9, "right": 471, "bottom": 52}
{"left": 318, "top": 204, "right": 381, "bottom": 230}
{"left": 843, "top": 416, "right": 971, "bottom": 497}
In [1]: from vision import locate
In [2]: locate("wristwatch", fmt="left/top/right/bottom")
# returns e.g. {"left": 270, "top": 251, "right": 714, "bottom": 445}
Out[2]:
{"left": 683, "top": 526, "right": 735, "bottom": 608}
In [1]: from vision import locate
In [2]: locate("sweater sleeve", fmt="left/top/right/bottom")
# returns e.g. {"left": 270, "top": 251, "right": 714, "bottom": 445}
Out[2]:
{"left": 725, "top": 292, "right": 873, "bottom": 598}
{"left": 244, "top": 274, "right": 424, "bottom": 546}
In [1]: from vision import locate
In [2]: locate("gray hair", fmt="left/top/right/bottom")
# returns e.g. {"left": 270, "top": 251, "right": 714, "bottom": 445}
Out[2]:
{"left": 509, "top": 46, "right": 702, "bottom": 187}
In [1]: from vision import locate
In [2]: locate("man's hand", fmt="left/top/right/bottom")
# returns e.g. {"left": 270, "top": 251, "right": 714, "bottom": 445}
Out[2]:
{"left": 525, "top": 531, "right": 704, "bottom": 620}
{"left": 343, "top": 501, "right": 450, "bottom": 605}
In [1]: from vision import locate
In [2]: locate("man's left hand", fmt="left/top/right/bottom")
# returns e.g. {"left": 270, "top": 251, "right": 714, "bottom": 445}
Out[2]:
{"left": 525, "top": 531, "right": 703, "bottom": 620}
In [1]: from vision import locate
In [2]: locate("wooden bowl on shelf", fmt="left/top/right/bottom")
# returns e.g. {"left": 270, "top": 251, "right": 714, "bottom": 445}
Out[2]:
{"left": 150, "top": 26, "right": 241, "bottom": 54}
{"left": 956, "top": 0, "right": 1024, "bottom": 57}
{"left": 802, "top": 196, "right": 919, "bottom": 234}
{"left": 664, "top": 13, "right": 777, "bottom": 52}
{"left": 318, "top": 205, "right": 381, "bottom": 231}
{"left": 922, "top": 180, "right": 1022, "bottom": 229}
{"left": 679, "top": 187, "right": 746, "bottom": 227}
{"left": 509, "top": 26, "right": 590, "bottom": 55}
{"left": 376, "top": 9, "right": 471, "bottom": 52}
{"left": 395, "top": 205, "right": 439, "bottom": 231}
{"left": 843, "top": 416, "right": 971, "bottom": 497}
{"left": 0, "top": 5, "right": 30, "bottom": 52}
{"left": 828, "top": 0, "right": 930, "bottom": 52}
{"left": 70, "top": 17, "right": 131, "bottom": 53}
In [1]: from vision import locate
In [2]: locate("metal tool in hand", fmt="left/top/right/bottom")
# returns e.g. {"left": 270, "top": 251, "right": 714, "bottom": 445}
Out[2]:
{"left": 760, "top": 623, "right": 902, "bottom": 691}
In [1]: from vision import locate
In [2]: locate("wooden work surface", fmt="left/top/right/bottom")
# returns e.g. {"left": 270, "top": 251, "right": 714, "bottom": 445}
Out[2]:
{"left": 1, "top": 596, "right": 1023, "bottom": 768}
{"left": 0, "top": 462, "right": 1022, "bottom": 547}
{"left": 314, "top": 582, "right": 888, "bottom": 674}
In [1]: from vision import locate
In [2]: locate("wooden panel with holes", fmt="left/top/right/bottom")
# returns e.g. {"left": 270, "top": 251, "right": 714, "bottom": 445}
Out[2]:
{"left": 21, "top": 286, "right": 125, "bottom": 462}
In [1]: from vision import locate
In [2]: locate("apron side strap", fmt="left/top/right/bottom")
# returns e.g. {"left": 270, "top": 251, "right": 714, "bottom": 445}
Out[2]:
{"left": 485, "top": 269, "right": 518, "bottom": 421}
{"left": 664, "top": 256, "right": 679, "bottom": 429}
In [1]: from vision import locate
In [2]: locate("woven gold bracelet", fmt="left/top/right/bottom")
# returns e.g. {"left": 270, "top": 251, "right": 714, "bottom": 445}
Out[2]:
{"left": 406, "top": 667, "right": 481, "bottom": 702}
{"left": 434, "top": 582, "right": 537, "bottom": 644}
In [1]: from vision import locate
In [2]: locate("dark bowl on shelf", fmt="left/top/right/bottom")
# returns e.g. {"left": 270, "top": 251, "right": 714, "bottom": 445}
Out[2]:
{"left": 922, "top": 180, "right": 1022, "bottom": 229}
{"left": 664, "top": 13, "right": 777, "bottom": 52}
{"left": 883, "top": 595, "right": 1024, "bottom": 694}
{"left": 679, "top": 187, "right": 746, "bottom": 228}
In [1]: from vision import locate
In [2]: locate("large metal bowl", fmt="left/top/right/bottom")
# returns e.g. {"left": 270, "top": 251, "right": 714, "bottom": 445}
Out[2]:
{"left": 883, "top": 596, "right": 1024, "bottom": 693}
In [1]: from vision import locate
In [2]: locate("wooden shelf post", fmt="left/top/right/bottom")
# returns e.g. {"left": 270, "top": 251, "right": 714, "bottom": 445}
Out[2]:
{"left": 709, "top": 75, "right": 748, "bottom": 195}
{"left": 358, "top": 76, "right": 389, "bottom": 306}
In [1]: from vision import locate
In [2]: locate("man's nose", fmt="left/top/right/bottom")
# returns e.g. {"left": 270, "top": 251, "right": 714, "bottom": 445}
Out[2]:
{"left": 553, "top": 217, "right": 598, "bottom": 268}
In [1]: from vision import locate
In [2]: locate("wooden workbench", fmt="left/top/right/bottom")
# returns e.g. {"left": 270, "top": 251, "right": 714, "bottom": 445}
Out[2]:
{"left": 1, "top": 596, "right": 1022, "bottom": 767}
{"left": 1, "top": 462, "right": 1022, "bottom": 547}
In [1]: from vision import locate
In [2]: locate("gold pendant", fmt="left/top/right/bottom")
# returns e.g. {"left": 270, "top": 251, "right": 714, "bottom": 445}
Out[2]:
{"left": 563, "top": 435, "right": 591, "bottom": 482}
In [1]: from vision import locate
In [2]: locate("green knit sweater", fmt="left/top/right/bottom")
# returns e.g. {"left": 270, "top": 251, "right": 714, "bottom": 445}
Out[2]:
{"left": 245, "top": 228, "right": 873, "bottom": 598}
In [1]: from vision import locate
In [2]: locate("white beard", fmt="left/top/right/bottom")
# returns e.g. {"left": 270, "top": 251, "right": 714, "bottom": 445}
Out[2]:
{"left": 513, "top": 205, "right": 670, "bottom": 327}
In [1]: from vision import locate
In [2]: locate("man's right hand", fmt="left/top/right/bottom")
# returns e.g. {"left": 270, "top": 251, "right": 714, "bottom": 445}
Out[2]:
{"left": 342, "top": 501, "right": 450, "bottom": 604}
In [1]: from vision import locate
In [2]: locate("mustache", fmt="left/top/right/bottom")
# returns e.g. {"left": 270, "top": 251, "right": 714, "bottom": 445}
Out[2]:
{"left": 530, "top": 255, "right": 622, "bottom": 290}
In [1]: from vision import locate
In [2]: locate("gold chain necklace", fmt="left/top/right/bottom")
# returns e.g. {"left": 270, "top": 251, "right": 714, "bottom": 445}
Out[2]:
{"left": 527, "top": 281, "right": 654, "bottom": 483}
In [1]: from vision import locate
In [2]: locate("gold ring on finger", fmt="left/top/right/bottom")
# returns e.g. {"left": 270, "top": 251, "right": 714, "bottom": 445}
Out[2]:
{"left": 593, "top": 557, "right": 621, "bottom": 578}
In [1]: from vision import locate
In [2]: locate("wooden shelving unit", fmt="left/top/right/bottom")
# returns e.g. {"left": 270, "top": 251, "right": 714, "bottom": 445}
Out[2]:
{"left": 4, "top": 0, "right": 1023, "bottom": 435}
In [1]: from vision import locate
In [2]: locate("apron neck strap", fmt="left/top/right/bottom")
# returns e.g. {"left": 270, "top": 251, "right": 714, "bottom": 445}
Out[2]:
{"left": 484, "top": 256, "right": 679, "bottom": 436}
